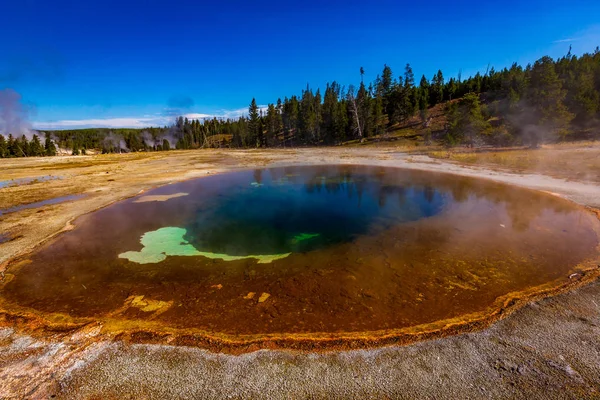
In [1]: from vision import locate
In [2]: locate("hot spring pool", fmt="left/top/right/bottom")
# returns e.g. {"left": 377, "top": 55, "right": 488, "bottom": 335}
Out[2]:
{"left": 1, "top": 165, "right": 599, "bottom": 350}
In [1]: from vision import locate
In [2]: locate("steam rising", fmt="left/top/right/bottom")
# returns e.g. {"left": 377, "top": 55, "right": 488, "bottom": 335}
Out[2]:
{"left": 0, "top": 89, "right": 36, "bottom": 139}
{"left": 140, "top": 130, "right": 156, "bottom": 148}
{"left": 102, "top": 131, "right": 129, "bottom": 152}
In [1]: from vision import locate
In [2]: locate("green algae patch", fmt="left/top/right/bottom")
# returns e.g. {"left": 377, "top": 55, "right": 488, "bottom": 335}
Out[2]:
{"left": 292, "top": 233, "right": 320, "bottom": 243}
{"left": 119, "top": 227, "right": 290, "bottom": 264}
{"left": 119, "top": 227, "right": 198, "bottom": 263}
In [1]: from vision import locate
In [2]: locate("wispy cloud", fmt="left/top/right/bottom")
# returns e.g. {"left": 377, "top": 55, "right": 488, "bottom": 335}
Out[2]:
{"left": 33, "top": 117, "right": 167, "bottom": 130}
{"left": 552, "top": 37, "right": 580, "bottom": 44}
{"left": 182, "top": 113, "right": 214, "bottom": 120}
{"left": 217, "top": 106, "right": 269, "bottom": 119}
{"left": 32, "top": 106, "right": 268, "bottom": 130}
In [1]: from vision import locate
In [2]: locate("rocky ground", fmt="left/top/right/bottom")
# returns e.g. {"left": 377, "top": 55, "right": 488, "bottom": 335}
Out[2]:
{"left": 1, "top": 143, "right": 600, "bottom": 399}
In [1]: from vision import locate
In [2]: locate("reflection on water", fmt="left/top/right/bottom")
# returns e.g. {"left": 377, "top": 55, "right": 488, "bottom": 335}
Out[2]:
{"left": 1, "top": 166, "right": 599, "bottom": 339}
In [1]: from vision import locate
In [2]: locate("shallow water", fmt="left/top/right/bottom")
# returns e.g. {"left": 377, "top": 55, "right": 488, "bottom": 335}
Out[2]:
{"left": 2, "top": 166, "right": 599, "bottom": 338}
{"left": 0, "top": 175, "right": 61, "bottom": 189}
{"left": 0, "top": 194, "right": 85, "bottom": 216}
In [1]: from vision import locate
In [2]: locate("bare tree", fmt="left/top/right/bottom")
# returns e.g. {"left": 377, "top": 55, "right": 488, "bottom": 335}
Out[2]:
{"left": 346, "top": 85, "right": 363, "bottom": 138}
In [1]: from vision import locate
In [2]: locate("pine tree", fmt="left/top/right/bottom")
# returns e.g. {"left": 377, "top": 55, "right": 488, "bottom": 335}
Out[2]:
{"left": 17, "top": 135, "right": 29, "bottom": 157}
{"left": 299, "top": 86, "right": 319, "bottom": 143}
{"left": 418, "top": 75, "right": 430, "bottom": 122}
{"left": 404, "top": 64, "right": 416, "bottom": 107}
{"left": 248, "top": 98, "right": 261, "bottom": 147}
{"left": 380, "top": 64, "right": 393, "bottom": 97}
{"left": 265, "top": 103, "right": 281, "bottom": 146}
{"left": 29, "top": 134, "right": 43, "bottom": 156}
{"left": 322, "top": 82, "right": 339, "bottom": 143}
{"left": 431, "top": 70, "right": 444, "bottom": 105}
{"left": 7, "top": 134, "right": 16, "bottom": 157}
{"left": 372, "top": 95, "right": 385, "bottom": 136}
{"left": 44, "top": 133, "right": 57, "bottom": 156}
{"left": 0, "top": 135, "right": 7, "bottom": 158}
{"left": 334, "top": 97, "right": 348, "bottom": 141}
{"left": 446, "top": 78, "right": 458, "bottom": 101}
{"left": 527, "top": 56, "right": 574, "bottom": 137}
{"left": 400, "top": 63, "right": 417, "bottom": 121}
{"left": 361, "top": 82, "right": 374, "bottom": 137}
{"left": 257, "top": 110, "right": 265, "bottom": 147}
{"left": 314, "top": 88, "right": 323, "bottom": 142}
{"left": 371, "top": 78, "right": 386, "bottom": 136}
{"left": 566, "top": 53, "right": 600, "bottom": 125}
{"left": 502, "top": 63, "right": 526, "bottom": 108}
{"left": 446, "top": 93, "right": 491, "bottom": 146}
{"left": 282, "top": 96, "right": 299, "bottom": 145}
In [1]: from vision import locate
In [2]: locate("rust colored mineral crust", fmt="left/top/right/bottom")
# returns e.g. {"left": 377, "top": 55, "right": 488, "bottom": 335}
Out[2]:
{"left": 1, "top": 255, "right": 599, "bottom": 355}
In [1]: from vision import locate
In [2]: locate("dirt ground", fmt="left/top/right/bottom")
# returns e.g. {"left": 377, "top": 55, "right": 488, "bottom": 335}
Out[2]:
{"left": 1, "top": 143, "right": 600, "bottom": 399}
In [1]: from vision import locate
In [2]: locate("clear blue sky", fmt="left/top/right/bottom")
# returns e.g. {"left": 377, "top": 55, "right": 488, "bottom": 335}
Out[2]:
{"left": 2, "top": 0, "right": 599, "bottom": 129}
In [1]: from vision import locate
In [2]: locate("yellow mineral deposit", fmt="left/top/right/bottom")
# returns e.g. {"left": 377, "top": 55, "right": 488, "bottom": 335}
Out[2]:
{"left": 258, "top": 293, "right": 270, "bottom": 303}
{"left": 130, "top": 295, "right": 172, "bottom": 313}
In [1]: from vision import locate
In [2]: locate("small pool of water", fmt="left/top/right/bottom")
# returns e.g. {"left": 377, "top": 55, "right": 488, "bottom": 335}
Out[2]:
{"left": 0, "top": 194, "right": 85, "bottom": 216}
{"left": 0, "top": 175, "right": 62, "bottom": 189}
{"left": 1, "top": 165, "right": 599, "bottom": 346}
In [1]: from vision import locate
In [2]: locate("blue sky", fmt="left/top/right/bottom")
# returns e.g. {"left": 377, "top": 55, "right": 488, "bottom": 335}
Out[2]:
{"left": 1, "top": 0, "right": 600, "bottom": 129}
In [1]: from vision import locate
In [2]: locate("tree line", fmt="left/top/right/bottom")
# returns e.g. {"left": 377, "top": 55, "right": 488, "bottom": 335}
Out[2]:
{"left": 0, "top": 133, "right": 56, "bottom": 158}
{"left": 1, "top": 47, "right": 599, "bottom": 157}
{"left": 166, "top": 47, "right": 600, "bottom": 149}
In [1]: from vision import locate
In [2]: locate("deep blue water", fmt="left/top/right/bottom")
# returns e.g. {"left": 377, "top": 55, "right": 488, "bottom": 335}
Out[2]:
{"left": 178, "top": 166, "right": 447, "bottom": 255}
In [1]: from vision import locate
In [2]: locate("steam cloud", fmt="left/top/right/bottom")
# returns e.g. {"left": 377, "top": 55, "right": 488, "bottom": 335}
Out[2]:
{"left": 102, "top": 131, "right": 129, "bottom": 152}
{"left": 0, "top": 89, "right": 37, "bottom": 139}
{"left": 140, "top": 130, "right": 156, "bottom": 147}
